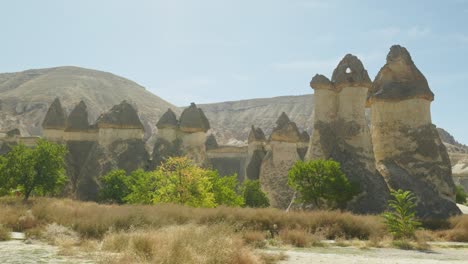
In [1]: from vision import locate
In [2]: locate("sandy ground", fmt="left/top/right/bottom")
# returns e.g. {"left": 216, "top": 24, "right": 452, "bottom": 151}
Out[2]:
{"left": 0, "top": 240, "right": 95, "bottom": 264}
{"left": 266, "top": 246, "right": 468, "bottom": 264}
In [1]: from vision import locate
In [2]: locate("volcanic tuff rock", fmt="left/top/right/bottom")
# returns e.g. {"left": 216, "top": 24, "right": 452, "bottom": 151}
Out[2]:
{"left": 248, "top": 125, "right": 266, "bottom": 143}
{"left": 96, "top": 101, "right": 144, "bottom": 129}
{"left": 205, "top": 134, "right": 219, "bottom": 150}
{"left": 179, "top": 103, "right": 210, "bottom": 133}
{"left": 369, "top": 45, "right": 460, "bottom": 218}
{"left": 308, "top": 54, "right": 389, "bottom": 214}
{"left": 42, "top": 98, "right": 66, "bottom": 129}
{"left": 260, "top": 113, "right": 301, "bottom": 209}
{"left": 156, "top": 108, "right": 178, "bottom": 129}
{"left": 65, "top": 101, "right": 90, "bottom": 131}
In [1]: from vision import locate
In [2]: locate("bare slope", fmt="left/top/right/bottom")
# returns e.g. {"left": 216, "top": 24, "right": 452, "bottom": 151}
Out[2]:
{"left": 0, "top": 66, "right": 179, "bottom": 139}
{"left": 197, "top": 94, "right": 314, "bottom": 144}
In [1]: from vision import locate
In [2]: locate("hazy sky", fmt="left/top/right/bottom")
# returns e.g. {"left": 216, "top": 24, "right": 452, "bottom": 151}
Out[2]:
{"left": 1, "top": 0, "right": 467, "bottom": 143}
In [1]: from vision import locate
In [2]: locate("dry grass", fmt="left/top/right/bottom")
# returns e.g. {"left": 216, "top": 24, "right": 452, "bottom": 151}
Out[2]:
{"left": 441, "top": 215, "right": 468, "bottom": 242}
{"left": 0, "top": 197, "right": 387, "bottom": 241}
{"left": 0, "top": 224, "right": 10, "bottom": 241}
{"left": 242, "top": 230, "right": 267, "bottom": 248}
{"left": 101, "top": 224, "right": 260, "bottom": 264}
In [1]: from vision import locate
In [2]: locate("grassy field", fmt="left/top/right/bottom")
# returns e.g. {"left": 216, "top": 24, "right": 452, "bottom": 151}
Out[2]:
{"left": 0, "top": 197, "right": 467, "bottom": 263}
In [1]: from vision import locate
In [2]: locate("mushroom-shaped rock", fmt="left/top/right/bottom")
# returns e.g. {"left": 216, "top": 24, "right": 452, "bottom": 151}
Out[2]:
{"left": 248, "top": 126, "right": 266, "bottom": 143}
{"left": 270, "top": 112, "right": 302, "bottom": 143}
{"left": 369, "top": 45, "right": 434, "bottom": 104}
{"left": 65, "top": 101, "right": 90, "bottom": 131}
{"left": 310, "top": 74, "right": 335, "bottom": 91}
{"left": 42, "top": 98, "right": 66, "bottom": 129}
{"left": 96, "top": 101, "right": 144, "bottom": 129}
{"left": 205, "top": 134, "right": 218, "bottom": 150}
{"left": 179, "top": 103, "right": 210, "bottom": 133}
{"left": 156, "top": 108, "right": 178, "bottom": 129}
{"left": 332, "top": 54, "right": 372, "bottom": 90}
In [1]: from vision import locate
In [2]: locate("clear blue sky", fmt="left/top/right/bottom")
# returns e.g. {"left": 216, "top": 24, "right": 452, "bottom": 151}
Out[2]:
{"left": 0, "top": 0, "right": 467, "bottom": 144}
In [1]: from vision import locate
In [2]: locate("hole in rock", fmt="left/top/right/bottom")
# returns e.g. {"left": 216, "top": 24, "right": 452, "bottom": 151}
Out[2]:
{"left": 345, "top": 67, "right": 352, "bottom": 74}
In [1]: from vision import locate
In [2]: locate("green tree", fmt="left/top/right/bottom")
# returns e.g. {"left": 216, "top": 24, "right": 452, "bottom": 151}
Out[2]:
{"left": 455, "top": 185, "right": 467, "bottom": 204}
{"left": 1, "top": 139, "right": 67, "bottom": 201}
{"left": 151, "top": 157, "right": 216, "bottom": 208}
{"left": 209, "top": 172, "right": 244, "bottom": 207}
{"left": 383, "top": 189, "right": 421, "bottom": 239}
{"left": 287, "top": 159, "right": 358, "bottom": 209}
{"left": 241, "top": 179, "right": 269, "bottom": 208}
{"left": 99, "top": 170, "right": 130, "bottom": 204}
{"left": 124, "top": 169, "right": 157, "bottom": 204}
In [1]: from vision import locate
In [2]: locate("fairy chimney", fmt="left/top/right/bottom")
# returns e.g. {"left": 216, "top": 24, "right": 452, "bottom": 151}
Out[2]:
{"left": 42, "top": 98, "right": 66, "bottom": 141}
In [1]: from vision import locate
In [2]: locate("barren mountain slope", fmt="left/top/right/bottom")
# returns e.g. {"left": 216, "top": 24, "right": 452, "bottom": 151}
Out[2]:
{"left": 197, "top": 95, "right": 314, "bottom": 144}
{"left": 0, "top": 66, "right": 179, "bottom": 139}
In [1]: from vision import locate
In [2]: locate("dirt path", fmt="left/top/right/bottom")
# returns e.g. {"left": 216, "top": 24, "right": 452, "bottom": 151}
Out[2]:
{"left": 268, "top": 246, "right": 468, "bottom": 264}
{"left": 0, "top": 240, "right": 95, "bottom": 264}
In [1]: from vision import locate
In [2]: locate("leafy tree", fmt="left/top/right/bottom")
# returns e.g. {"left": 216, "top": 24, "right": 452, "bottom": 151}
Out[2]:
{"left": 99, "top": 170, "right": 130, "bottom": 204}
{"left": 287, "top": 159, "right": 358, "bottom": 209}
{"left": 1, "top": 139, "right": 67, "bottom": 201}
{"left": 383, "top": 189, "right": 421, "bottom": 239}
{"left": 209, "top": 172, "right": 244, "bottom": 207}
{"left": 241, "top": 179, "right": 269, "bottom": 208}
{"left": 0, "top": 156, "right": 8, "bottom": 196}
{"left": 124, "top": 169, "right": 157, "bottom": 204}
{"left": 455, "top": 185, "right": 467, "bottom": 204}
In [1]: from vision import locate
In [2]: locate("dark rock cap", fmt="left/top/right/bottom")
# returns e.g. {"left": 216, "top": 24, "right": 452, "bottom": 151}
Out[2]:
{"left": 205, "top": 134, "right": 218, "bottom": 150}
{"left": 248, "top": 125, "right": 266, "bottom": 143}
{"left": 96, "top": 100, "right": 144, "bottom": 129}
{"left": 42, "top": 98, "right": 66, "bottom": 129}
{"left": 156, "top": 108, "right": 178, "bottom": 129}
{"left": 332, "top": 54, "right": 372, "bottom": 90}
{"left": 310, "top": 74, "right": 335, "bottom": 91}
{"left": 6, "top": 128, "right": 21, "bottom": 137}
{"left": 179, "top": 103, "right": 210, "bottom": 133}
{"left": 65, "top": 101, "right": 90, "bottom": 131}
{"left": 369, "top": 45, "right": 434, "bottom": 104}
{"left": 300, "top": 131, "right": 310, "bottom": 142}
{"left": 270, "top": 112, "right": 302, "bottom": 143}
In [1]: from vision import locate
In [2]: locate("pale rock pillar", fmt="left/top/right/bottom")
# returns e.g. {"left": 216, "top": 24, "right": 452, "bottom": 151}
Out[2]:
{"left": 369, "top": 45, "right": 460, "bottom": 218}
{"left": 306, "top": 55, "right": 389, "bottom": 214}
{"left": 259, "top": 113, "right": 302, "bottom": 209}
{"left": 178, "top": 103, "right": 210, "bottom": 166}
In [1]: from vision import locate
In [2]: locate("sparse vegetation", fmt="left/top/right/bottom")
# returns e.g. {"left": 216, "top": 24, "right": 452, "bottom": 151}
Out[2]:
{"left": 287, "top": 159, "right": 359, "bottom": 209}
{"left": 383, "top": 189, "right": 421, "bottom": 239}
{"left": 0, "top": 224, "right": 10, "bottom": 241}
{"left": 455, "top": 185, "right": 467, "bottom": 204}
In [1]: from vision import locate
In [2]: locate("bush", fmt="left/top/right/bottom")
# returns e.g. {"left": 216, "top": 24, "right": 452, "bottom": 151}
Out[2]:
{"left": 287, "top": 159, "right": 358, "bottom": 209}
{"left": 455, "top": 185, "right": 467, "bottom": 204}
{"left": 383, "top": 189, "right": 421, "bottom": 239}
{"left": 241, "top": 180, "right": 269, "bottom": 208}
{"left": 99, "top": 170, "right": 130, "bottom": 204}
{"left": 0, "top": 225, "right": 10, "bottom": 241}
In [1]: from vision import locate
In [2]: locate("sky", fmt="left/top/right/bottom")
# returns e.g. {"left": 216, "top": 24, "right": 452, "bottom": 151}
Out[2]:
{"left": 0, "top": 0, "right": 467, "bottom": 144}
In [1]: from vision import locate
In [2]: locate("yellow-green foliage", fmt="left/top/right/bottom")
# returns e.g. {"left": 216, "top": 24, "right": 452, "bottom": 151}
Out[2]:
{"left": 0, "top": 224, "right": 10, "bottom": 241}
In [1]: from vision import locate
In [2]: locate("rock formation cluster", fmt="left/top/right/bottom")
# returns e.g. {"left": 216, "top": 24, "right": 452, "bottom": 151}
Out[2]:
{"left": 0, "top": 45, "right": 461, "bottom": 218}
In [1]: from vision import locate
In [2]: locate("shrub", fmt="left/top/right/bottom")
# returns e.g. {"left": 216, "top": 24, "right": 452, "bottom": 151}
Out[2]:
{"left": 0, "top": 224, "right": 10, "bottom": 241}
{"left": 99, "top": 170, "right": 130, "bottom": 204}
{"left": 242, "top": 230, "right": 267, "bottom": 248}
{"left": 383, "top": 189, "right": 421, "bottom": 239}
{"left": 209, "top": 172, "right": 244, "bottom": 207}
{"left": 455, "top": 185, "right": 467, "bottom": 204}
{"left": 241, "top": 180, "right": 270, "bottom": 208}
{"left": 287, "top": 159, "right": 358, "bottom": 209}
{"left": 443, "top": 215, "right": 468, "bottom": 242}
{"left": 278, "top": 229, "right": 320, "bottom": 247}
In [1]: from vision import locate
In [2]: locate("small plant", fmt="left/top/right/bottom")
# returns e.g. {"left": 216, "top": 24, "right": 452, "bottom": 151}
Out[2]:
{"left": 0, "top": 224, "right": 11, "bottom": 241}
{"left": 455, "top": 185, "right": 467, "bottom": 204}
{"left": 383, "top": 189, "right": 421, "bottom": 239}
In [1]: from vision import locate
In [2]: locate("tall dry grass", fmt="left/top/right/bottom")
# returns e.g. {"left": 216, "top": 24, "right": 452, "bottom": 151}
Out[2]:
{"left": 0, "top": 197, "right": 386, "bottom": 240}
{"left": 101, "top": 224, "right": 259, "bottom": 264}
